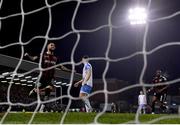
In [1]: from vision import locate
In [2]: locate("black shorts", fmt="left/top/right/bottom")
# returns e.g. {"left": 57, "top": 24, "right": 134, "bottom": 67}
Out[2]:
{"left": 153, "top": 92, "right": 167, "bottom": 102}
{"left": 36, "top": 76, "right": 53, "bottom": 89}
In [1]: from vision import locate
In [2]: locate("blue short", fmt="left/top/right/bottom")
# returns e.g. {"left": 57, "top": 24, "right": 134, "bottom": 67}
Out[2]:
{"left": 139, "top": 104, "right": 146, "bottom": 109}
{"left": 80, "top": 84, "right": 92, "bottom": 94}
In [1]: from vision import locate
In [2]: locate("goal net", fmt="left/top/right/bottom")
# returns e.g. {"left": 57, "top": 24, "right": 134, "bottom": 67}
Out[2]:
{"left": 0, "top": 0, "right": 180, "bottom": 124}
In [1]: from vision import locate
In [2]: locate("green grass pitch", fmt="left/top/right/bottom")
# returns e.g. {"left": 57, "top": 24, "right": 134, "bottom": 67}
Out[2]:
{"left": 0, "top": 112, "right": 180, "bottom": 124}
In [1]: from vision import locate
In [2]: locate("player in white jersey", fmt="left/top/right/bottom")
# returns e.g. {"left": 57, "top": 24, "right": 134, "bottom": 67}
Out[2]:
{"left": 138, "top": 91, "right": 147, "bottom": 114}
{"left": 74, "top": 56, "right": 93, "bottom": 112}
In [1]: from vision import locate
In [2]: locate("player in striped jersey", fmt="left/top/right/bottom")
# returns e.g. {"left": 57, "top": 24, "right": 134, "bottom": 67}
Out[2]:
{"left": 148, "top": 70, "right": 168, "bottom": 114}
{"left": 25, "top": 42, "right": 70, "bottom": 112}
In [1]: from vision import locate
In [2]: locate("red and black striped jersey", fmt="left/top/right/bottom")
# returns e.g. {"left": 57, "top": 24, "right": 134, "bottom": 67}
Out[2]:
{"left": 41, "top": 52, "right": 58, "bottom": 79}
{"left": 152, "top": 75, "right": 168, "bottom": 93}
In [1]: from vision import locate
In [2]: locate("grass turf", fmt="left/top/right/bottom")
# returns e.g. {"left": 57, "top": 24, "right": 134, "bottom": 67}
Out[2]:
{"left": 0, "top": 112, "right": 179, "bottom": 124}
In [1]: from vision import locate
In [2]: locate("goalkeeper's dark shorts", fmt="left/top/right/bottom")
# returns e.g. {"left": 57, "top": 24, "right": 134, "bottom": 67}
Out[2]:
{"left": 153, "top": 92, "right": 167, "bottom": 102}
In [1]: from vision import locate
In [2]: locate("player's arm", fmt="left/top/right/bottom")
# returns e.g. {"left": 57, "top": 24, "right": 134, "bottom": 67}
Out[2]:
{"left": 56, "top": 58, "right": 74, "bottom": 72}
{"left": 144, "top": 95, "right": 147, "bottom": 105}
{"left": 138, "top": 96, "right": 140, "bottom": 105}
{"left": 147, "top": 87, "right": 154, "bottom": 93}
{"left": 74, "top": 69, "right": 91, "bottom": 87}
{"left": 147, "top": 78, "right": 156, "bottom": 93}
{"left": 60, "top": 65, "right": 72, "bottom": 72}
{"left": 74, "top": 79, "right": 83, "bottom": 87}
{"left": 159, "top": 86, "right": 168, "bottom": 92}
{"left": 82, "top": 69, "right": 91, "bottom": 84}
{"left": 159, "top": 85, "right": 168, "bottom": 93}
{"left": 159, "top": 76, "right": 168, "bottom": 93}
{"left": 24, "top": 53, "right": 38, "bottom": 61}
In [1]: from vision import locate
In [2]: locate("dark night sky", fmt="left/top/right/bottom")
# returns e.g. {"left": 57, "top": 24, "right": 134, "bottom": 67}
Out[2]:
{"left": 0, "top": 0, "right": 180, "bottom": 89}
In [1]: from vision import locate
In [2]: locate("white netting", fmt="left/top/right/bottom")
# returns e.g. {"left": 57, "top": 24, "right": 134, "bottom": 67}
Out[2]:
{"left": 0, "top": 0, "right": 180, "bottom": 124}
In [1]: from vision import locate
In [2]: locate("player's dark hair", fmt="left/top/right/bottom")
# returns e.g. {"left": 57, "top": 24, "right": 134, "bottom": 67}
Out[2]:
{"left": 48, "top": 41, "right": 55, "bottom": 45}
{"left": 156, "top": 69, "right": 162, "bottom": 74}
{"left": 82, "top": 55, "right": 89, "bottom": 59}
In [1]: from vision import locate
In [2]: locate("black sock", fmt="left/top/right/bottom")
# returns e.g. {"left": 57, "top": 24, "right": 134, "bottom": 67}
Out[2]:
{"left": 151, "top": 101, "right": 155, "bottom": 112}
{"left": 45, "top": 88, "right": 51, "bottom": 97}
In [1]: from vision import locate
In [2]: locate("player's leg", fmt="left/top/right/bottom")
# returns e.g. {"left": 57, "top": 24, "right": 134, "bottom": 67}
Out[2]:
{"left": 79, "top": 85, "right": 92, "bottom": 112}
{"left": 80, "top": 93, "right": 92, "bottom": 112}
{"left": 29, "top": 78, "right": 42, "bottom": 96}
{"left": 151, "top": 95, "right": 158, "bottom": 114}
{"left": 159, "top": 93, "right": 167, "bottom": 112}
{"left": 142, "top": 105, "right": 146, "bottom": 114}
{"left": 38, "top": 85, "right": 47, "bottom": 113}
{"left": 39, "top": 78, "right": 53, "bottom": 112}
{"left": 139, "top": 104, "right": 146, "bottom": 114}
{"left": 29, "top": 88, "right": 36, "bottom": 96}
{"left": 138, "top": 104, "right": 143, "bottom": 114}
{"left": 44, "top": 85, "right": 53, "bottom": 100}
{"left": 39, "top": 84, "right": 54, "bottom": 112}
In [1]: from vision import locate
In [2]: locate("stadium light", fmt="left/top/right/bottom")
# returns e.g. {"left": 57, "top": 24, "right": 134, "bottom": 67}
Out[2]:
{"left": 0, "top": 75, "right": 5, "bottom": 79}
{"left": 14, "top": 78, "right": 20, "bottom": 81}
{"left": 2, "top": 72, "right": 10, "bottom": 76}
{"left": 25, "top": 76, "right": 32, "bottom": 79}
{"left": 20, "top": 79, "right": 27, "bottom": 82}
{"left": 27, "top": 84, "right": 33, "bottom": 87}
{"left": 8, "top": 81, "right": 14, "bottom": 84}
{"left": 54, "top": 85, "right": 61, "bottom": 88}
{"left": 128, "top": 7, "right": 147, "bottom": 25}
{"left": 27, "top": 81, "right": 33, "bottom": 83}
{"left": 61, "top": 83, "right": 67, "bottom": 86}
{"left": 6, "top": 77, "right": 12, "bottom": 80}
{"left": 66, "top": 84, "right": 70, "bottom": 87}
{"left": 56, "top": 81, "right": 62, "bottom": 85}
{"left": 32, "top": 77, "right": 38, "bottom": 80}
{"left": 15, "top": 82, "right": 21, "bottom": 85}
{"left": 1, "top": 80, "right": 7, "bottom": 83}
{"left": 18, "top": 74, "right": 24, "bottom": 78}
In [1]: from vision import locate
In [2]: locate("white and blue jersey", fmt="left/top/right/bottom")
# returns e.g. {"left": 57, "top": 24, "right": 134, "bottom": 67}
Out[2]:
{"left": 80, "top": 62, "right": 93, "bottom": 94}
